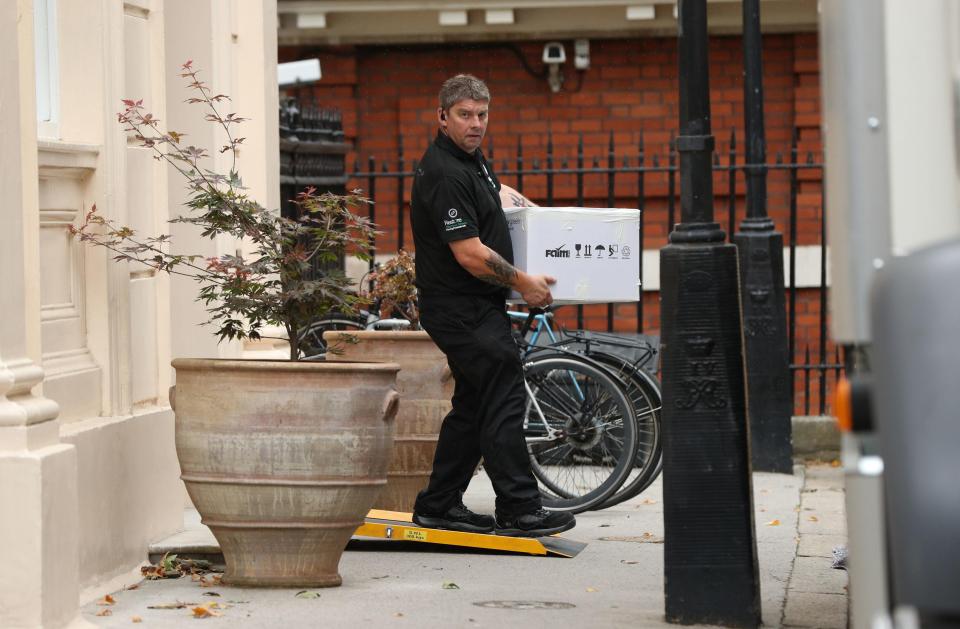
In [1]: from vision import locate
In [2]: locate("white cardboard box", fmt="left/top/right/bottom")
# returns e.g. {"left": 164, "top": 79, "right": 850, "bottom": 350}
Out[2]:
{"left": 504, "top": 206, "right": 641, "bottom": 304}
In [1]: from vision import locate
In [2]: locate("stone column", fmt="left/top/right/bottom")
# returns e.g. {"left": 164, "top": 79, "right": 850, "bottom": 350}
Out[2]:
{"left": 0, "top": 1, "right": 83, "bottom": 627}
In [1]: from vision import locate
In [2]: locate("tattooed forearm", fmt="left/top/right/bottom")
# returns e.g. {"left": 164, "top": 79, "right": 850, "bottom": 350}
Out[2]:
{"left": 477, "top": 250, "right": 518, "bottom": 288}
{"left": 508, "top": 192, "right": 533, "bottom": 208}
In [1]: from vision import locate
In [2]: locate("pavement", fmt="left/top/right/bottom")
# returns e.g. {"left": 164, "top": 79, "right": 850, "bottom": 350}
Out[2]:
{"left": 80, "top": 461, "right": 847, "bottom": 628}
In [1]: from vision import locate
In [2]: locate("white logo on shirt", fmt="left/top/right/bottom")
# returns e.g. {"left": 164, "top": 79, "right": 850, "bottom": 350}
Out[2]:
{"left": 448, "top": 208, "right": 459, "bottom": 218}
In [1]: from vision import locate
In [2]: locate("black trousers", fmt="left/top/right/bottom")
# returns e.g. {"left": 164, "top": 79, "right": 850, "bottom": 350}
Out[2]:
{"left": 413, "top": 293, "right": 542, "bottom": 517}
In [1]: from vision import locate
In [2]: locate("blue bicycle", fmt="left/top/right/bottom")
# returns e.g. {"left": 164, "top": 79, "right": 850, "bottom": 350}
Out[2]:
{"left": 511, "top": 308, "right": 663, "bottom": 509}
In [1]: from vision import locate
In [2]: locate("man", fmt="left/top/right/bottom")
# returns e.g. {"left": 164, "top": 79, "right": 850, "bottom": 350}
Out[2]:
{"left": 409, "top": 74, "right": 575, "bottom": 537}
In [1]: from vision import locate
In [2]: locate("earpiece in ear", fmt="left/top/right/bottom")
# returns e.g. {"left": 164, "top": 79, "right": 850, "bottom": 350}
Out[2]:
{"left": 440, "top": 111, "right": 447, "bottom": 121}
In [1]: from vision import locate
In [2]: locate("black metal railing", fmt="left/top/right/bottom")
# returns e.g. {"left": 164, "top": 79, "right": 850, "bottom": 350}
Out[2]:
{"left": 346, "top": 129, "right": 838, "bottom": 415}
{"left": 279, "top": 100, "right": 350, "bottom": 275}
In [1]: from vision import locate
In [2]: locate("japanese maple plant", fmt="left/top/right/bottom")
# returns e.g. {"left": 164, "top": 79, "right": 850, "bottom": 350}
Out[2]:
{"left": 366, "top": 249, "right": 420, "bottom": 328}
{"left": 72, "top": 61, "right": 376, "bottom": 360}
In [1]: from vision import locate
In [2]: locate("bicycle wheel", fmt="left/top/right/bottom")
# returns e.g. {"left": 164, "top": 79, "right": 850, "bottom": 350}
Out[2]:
{"left": 297, "top": 316, "right": 366, "bottom": 359}
{"left": 523, "top": 354, "right": 638, "bottom": 513}
{"left": 587, "top": 353, "right": 663, "bottom": 508}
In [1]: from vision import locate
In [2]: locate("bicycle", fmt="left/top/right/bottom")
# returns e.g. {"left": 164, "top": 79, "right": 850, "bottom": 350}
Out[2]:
{"left": 296, "top": 263, "right": 414, "bottom": 359}
{"left": 297, "top": 308, "right": 411, "bottom": 359}
{"left": 510, "top": 308, "right": 663, "bottom": 508}
{"left": 514, "top": 310, "right": 640, "bottom": 513}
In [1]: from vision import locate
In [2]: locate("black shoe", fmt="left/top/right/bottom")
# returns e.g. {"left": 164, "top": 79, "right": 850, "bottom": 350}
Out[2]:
{"left": 413, "top": 503, "right": 495, "bottom": 533}
{"left": 494, "top": 508, "right": 576, "bottom": 537}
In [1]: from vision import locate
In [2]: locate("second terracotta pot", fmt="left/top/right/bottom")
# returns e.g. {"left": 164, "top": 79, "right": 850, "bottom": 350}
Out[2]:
{"left": 324, "top": 330, "right": 452, "bottom": 512}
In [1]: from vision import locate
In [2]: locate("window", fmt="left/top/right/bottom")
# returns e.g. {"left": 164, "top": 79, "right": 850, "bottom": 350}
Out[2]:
{"left": 34, "top": 0, "right": 59, "bottom": 138}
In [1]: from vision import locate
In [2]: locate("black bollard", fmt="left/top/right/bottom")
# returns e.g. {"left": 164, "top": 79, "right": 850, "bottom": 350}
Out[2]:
{"left": 734, "top": 0, "right": 793, "bottom": 474}
{"left": 660, "top": 1, "right": 761, "bottom": 626}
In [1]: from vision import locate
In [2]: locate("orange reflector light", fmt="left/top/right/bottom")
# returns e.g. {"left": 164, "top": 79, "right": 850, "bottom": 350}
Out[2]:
{"left": 835, "top": 376, "right": 852, "bottom": 432}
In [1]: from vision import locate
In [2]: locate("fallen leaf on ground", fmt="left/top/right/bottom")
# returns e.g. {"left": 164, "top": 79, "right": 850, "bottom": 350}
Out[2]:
{"left": 191, "top": 606, "right": 222, "bottom": 618}
{"left": 98, "top": 595, "right": 116, "bottom": 606}
{"left": 808, "top": 515, "right": 819, "bottom": 522}
{"left": 394, "top": 612, "right": 405, "bottom": 618}
{"left": 179, "top": 559, "right": 212, "bottom": 571}
{"left": 766, "top": 519, "right": 781, "bottom": 526}
{"left": 197, "top": 574, "right": 222, "bottom": 587}
{"left": 202, "top": 591, "right": 221, "bottom": 597}
{"left": 641, "top": 499, "right": 657, "bottom": 505}
{"left": 830, "top": 459, "right": 841, "bottom": 467}
{"left": 142, "top": 556, "right": 181, "bottom": 580}
{"left": 126, "top": 584, "right": 140, "bottom": 590}
{"left": 161, "top": 553, "right": 178, "bottom": 572}
{"left": 598, "top": 533, "right": 663, "bottom": 543}
{"left": 621, "top": 560, "right": 639, "bottom": 564}
{"left": 586, "top": 586, "right": 598, "bottom": 592}
{"left": 96, "top": 609, "right": 112, "bottom": 617}
{"left": 141, "top": 565, "right": 166, "bottom": 579}
{"left": 598, "top": 524, "right": 611, "bottom": 528}
{"left": 371, "top": 575, "right": 390, "bottom": 580}
{"left": 442, "top": 581, "right": 460, "bottom": 589}
{"left": 131, "top": 616, "right": 142, "bottom": 623}
{"left": 295, "top": 591, "right": 321, "bottom": 599}
{"left": 148, "top": 601, "right": 195, "bottom": 609}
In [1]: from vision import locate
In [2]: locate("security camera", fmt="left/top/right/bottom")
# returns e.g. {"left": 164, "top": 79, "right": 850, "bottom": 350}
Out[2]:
{"left": 542, "top": 42, "right": 567, "bottom": 64}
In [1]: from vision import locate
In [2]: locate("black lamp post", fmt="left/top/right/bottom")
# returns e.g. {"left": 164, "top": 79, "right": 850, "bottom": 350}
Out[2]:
{"left": 659, "top": 0, "right": 760, "bottom": 626}
{"left": 734, "top": 0, "right": 793, "bottom": 474}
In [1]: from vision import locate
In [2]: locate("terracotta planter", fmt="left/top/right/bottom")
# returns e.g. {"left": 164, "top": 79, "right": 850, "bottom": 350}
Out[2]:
{"left": 171, "top": 358, "right": 400, "bottom": 587}
{"left": 324, "top": 330, "right": 452, "bottom": 512}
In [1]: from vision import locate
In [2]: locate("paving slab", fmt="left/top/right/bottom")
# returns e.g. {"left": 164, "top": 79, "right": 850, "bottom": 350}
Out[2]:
{"left": 797, "top": 533, "right": 848, "bottom": 560}
{"left": 788, "top": 555, "right": 849, "bottom": 596}
{"left": 783, "top": 591, "right": 849, "bottom": 628}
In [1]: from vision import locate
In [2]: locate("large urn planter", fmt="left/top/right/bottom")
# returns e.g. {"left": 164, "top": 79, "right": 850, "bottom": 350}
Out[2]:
{"left": 171, "top": 358, "right": 400, "bottom": 587}
{"left": 324, "top": 331, "right": 452, "bottom": 512}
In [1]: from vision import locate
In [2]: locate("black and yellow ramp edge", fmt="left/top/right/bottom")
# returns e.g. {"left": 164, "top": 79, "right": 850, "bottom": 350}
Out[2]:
{"left": 351, "top": 509, "right": 586, "bottom": 558}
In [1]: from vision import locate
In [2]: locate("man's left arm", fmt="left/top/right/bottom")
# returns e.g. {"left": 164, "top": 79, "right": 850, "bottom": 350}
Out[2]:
{"left": 448, "top": 237, "right": 555, "bottom": 307}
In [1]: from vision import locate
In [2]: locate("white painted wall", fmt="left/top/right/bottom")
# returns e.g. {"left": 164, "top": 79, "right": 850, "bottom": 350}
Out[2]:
{"left": 1, "top": 1, "right": 280, "bottom": 626}
{"left": 0, "top": 2, "right": 80, "bottom": 627}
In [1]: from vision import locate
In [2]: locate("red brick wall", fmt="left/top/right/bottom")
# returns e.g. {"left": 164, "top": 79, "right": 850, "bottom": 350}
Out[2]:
{"left": 281, "top": 32, "right": 833, "bottom": 414}
{"left": 281, "top": 33, "right": 823, "bottom": 247}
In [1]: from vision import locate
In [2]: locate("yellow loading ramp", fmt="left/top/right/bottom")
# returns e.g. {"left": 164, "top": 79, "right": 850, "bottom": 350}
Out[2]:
{"left": 352, "top": 510, "right": 587, "bottom": 558}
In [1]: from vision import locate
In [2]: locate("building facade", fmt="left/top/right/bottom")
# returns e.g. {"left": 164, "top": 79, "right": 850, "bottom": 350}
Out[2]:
{"left": 0, "top": 1, "right": 278, "bottom": 627}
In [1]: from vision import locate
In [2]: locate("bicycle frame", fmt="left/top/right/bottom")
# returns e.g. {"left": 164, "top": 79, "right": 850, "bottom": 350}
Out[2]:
{"left": 507, "top": 309, "right": 559, "bottom": 355}
{"left": 522, "top": 376, "right": 564, "bottom": 444}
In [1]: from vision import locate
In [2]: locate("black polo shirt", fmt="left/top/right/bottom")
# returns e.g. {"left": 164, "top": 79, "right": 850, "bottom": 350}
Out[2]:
{"left": 410, "top": 131, "right": 513, "bottom": 298}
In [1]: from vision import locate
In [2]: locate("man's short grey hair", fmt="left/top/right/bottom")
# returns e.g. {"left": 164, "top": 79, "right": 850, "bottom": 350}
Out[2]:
{"left": 439, "top": 74, "right": 491, "bottom": 111}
